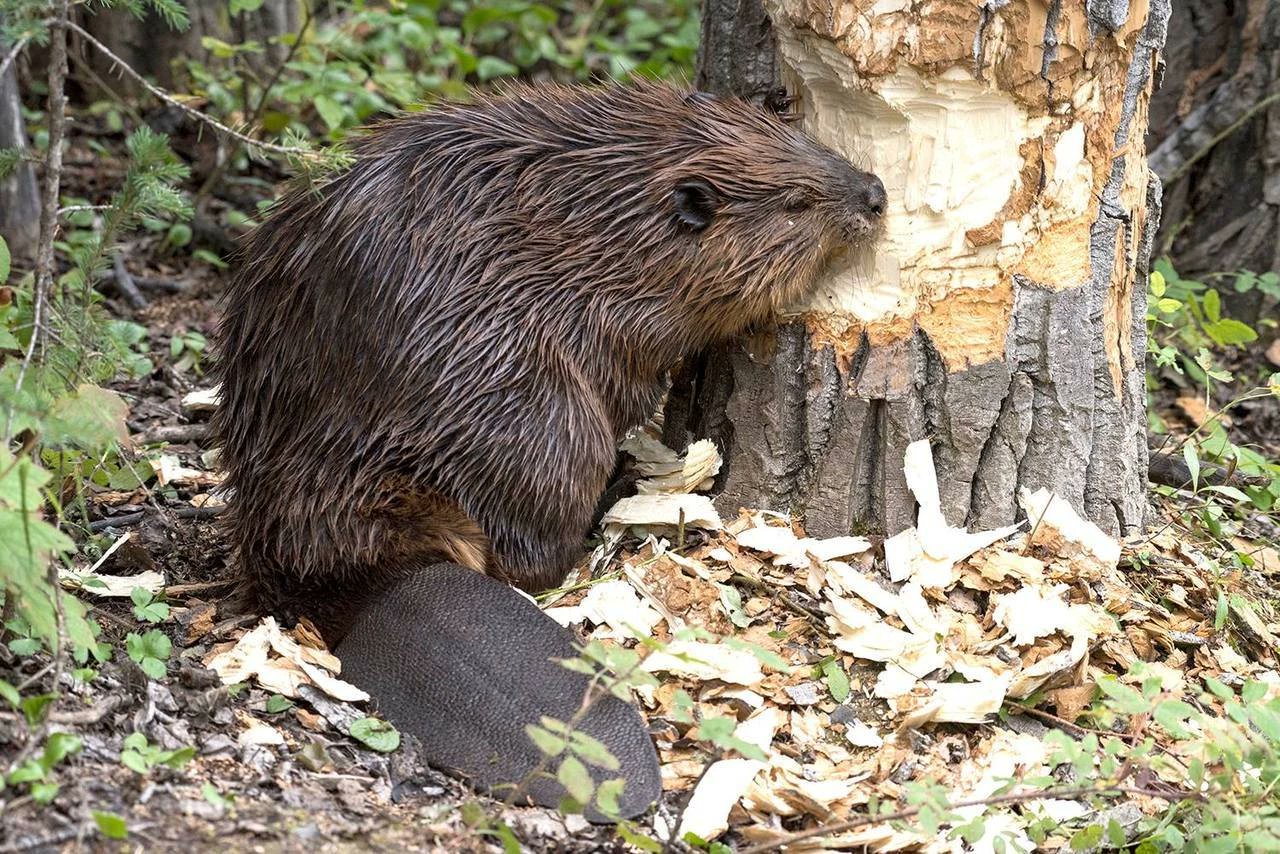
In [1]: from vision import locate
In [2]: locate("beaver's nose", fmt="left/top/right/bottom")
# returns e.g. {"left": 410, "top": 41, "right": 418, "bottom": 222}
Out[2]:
{"left": 855, "top": 174, "right": 887, "bottom": 219}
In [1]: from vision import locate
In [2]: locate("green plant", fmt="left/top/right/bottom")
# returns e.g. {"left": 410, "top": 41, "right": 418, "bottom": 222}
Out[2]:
{"left": 124, "top": 629, "right": 172, "bottom": 678}
{"left": 130, "top": 587, "right": 170, "bottom": 623}
{"left": 3, "top": 731, "right": 82, "bottom": 804}
{"left": 1145, "top": 258, "right": 1280, "bottom": 550}
{"left": 1147, "top": 258, "right": 1258, "bottom": 389}
{"left": 119, "top": 731, "right": 195, "bottom": 775}
{"left": 182, "top": 0, "right": 699, "bottom": 147}
{"left": 169, "top": 329, "right": 207, "bottom": 374}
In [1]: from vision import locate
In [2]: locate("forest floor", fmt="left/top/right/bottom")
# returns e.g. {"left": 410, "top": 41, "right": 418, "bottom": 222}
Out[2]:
{"left": 3, "top": 136, "right": 1280, "bottom": 853}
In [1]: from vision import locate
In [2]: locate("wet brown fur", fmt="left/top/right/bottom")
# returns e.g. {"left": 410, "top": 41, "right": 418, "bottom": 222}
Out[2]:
{"left": 213, "top": 79, "right": 884, "bottom": 643}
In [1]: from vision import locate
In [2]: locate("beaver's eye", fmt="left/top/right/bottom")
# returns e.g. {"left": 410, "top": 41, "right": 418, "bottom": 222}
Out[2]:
{"left": 672, "top": 179, "right": 719, "bottom": 231}
{"left": 783, "top": 189, "right": 812, "bottom": 212}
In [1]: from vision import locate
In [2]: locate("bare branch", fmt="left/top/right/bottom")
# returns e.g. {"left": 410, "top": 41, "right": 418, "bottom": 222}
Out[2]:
{"left": 737, "top": 784, "right": 1197, "bottom": 854}
{"left": 61, "top": 18, "right": 314, "bottom": 159}
{"left": 0, "top": 34, "right": 30, "bottom": 80}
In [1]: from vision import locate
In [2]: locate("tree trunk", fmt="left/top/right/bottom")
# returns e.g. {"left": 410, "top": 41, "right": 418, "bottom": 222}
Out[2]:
{"left": 1147, "top": 0, "right": 1279, "bottom": 307}
{"left": 0, "top": 25, "right": 40, "bottom": 260}
{"left": 667, "top": 0, "right": 1170, "bottom": 538}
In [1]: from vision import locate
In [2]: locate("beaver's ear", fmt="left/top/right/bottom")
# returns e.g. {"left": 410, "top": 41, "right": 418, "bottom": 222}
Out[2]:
{"left": 672, "top": 179, "right": 718, "bottom": 230}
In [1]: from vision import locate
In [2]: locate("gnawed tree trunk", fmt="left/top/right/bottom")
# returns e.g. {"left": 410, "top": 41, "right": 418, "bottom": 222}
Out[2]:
{"left": 1148, "top": 0, "right": 1279, "bottom": 310}
{"left": 0, "top": 20, "right": 40, "bottom": 260}
{"left": 666, "top": 0, "right": 1170, "bottom": 538}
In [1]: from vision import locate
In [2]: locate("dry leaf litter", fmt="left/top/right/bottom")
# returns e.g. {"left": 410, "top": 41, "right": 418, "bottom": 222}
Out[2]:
{"left": 163, "top": 422, "right": 1280, "bottom": 851}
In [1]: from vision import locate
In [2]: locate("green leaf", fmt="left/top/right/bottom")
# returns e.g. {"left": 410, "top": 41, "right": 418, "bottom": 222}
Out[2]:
{"left": 1156, "top": 297, "right": 1182, "bottom": 314}
{"left": 1096, "top": 677, "right": 1148, "bottom": 715}
{"left": 594, "top": 778, "right": 624, "bottom": 818}
{"left": 202, "top": 782, "right": 231, "bottom": 808}
{"left": 44, "top": 385, "right": 129, "bottom": 450}
{"left": 8, "top": 759, "right": 44, "bottom": 784}
{"left": 264, "top": 694, "right": 293, "bottom": 714}
{"left": 1203, "top": 288, "right": 1221, "bottom": 323}
{"left": 822, "top": 658, "right": 850, "bottom": 703}
{"left": 722, "top": 637, "right": 790, "bottom": 673}
{"left": 475, "top": 56, "right": 518, "bottom": 81}
{"left": 556, "top": 755, "right": 594, "bottom": 805}
{"left": 313, "top": 95, "right": 346, "bottom": 132}
{"left": 20, "top": 694, "right": 55, "bottom": 726}
{"left": 93, "top": 810, "right": 128, "bottom": 839}
{"left": 1204, "top": 318, "right": 1258, "bottom": 347}
{"left": 1184, "top": 443, "right": 1200, "bottom": 490}
{"left": 1069, "top": 824, "right": 1104, "bottom": 851}
{"left": 229, "top": 0, "right": 265, "bottom": 13}
{"left": 525, "top": 723, "right": 566, "bottom": 757}
{"left": 192, "top": 249, "right": 228, "bottom": 269}
{"left": 569, "top": 729, "right": 621, "bottom": 771}
{"left": 1149, "top": 269, "right": 1165, "bottom": 297}
{"left": 29, "top": 781, "right": 59, "bottom": 804}
{"left": 0, "top": 679, "right": 19, "bottom": 708}
{"left": 494, "top": 821, "right": 521, "bottom": 854}
{"left": 125, "top": 630, "right": 171, "bottom": 679}
{"left": 698, "top": 716, "right": 767, "bottom": 761}
{"left": 200, "top": 36, "right": 240, "bottom": 58}
{"left": 1153, "top": 700, "right": 1195, "bottom": 738}
{"left": 0, "top": 235, "right": 9, "bottom": 283}
{"left": 159, "top": 746, "right": 195, "bottom": 769}
{"left": 349, "top": 717, "right": 400, "bottom": 753}
{"left": 41, "top": 732, "right": 83, "bottom": 769}
{"left": 715, "top": 583, "right": 751, "bottom": 628}
{"left": 166, "top": 223, "right": 192, "bottom": 248}
{"left": 616, "top": 821, "right": 664, "bottom": 852}
{"left": 120, "top": 751, "right": 148, "bottom": 774}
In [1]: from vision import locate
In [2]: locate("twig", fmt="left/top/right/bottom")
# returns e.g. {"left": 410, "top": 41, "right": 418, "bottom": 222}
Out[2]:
{"left": 737, "top": 784, "right": 1197, "bottom": 854}
{"left": 56, "top": 204, "right": 112, "bottom": 216}
{"left": 0, "top": 826, "right": 81, "bottom": 853}
{"left": 1167, "top": 90, "right": 1280, "bottom": 185}
{"left": 87, "top": 504, "right": 224, "bottom": 532}
{"left": 110, "top": 253, "right": 148, "bottom": 311}
{"left": 61, "top": 19, "right": 313, "bottom": 159}
{"left": 129, "top": 423, "right": 208, "bottom": 445}
{"left": 0, "top": 694, "right": 125, "bottom": 727}
{"left": 5, "top": 7, "right": 69, "bottom": 443}
{"left": 1005, "top": 702, "right": 1137, "bottom": 744}
{"left": 164, "top": 578, "right": 234, "bottom": 597}
{"left": 100, "top": 269, "right": 188, "bottom": 294}
{"left": 85, "top": 530, "right": 132, "bottom": 573}
{"left": 0, "top": 35, "right": 31, "bottom": 81}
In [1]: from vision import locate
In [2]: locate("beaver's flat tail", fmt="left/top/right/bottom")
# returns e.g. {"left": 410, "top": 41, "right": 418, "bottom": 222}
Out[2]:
{"left": 334, "top": 564, "right": 661, "bottom": 820}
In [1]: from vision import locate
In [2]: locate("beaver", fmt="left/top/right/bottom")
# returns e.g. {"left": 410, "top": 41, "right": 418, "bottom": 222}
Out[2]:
{"left": 213, "top": 79, "right": 885, "bottom": 819}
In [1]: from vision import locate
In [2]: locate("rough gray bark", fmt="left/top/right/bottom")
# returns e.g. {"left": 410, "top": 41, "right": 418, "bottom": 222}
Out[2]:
{"left": 1148, "top": 0, "right": 1280, "bottom": 288}
{"left": 0, "top": 26, "right": 40, "bottom": 260}
{"left": 667, "top": 0, "right": 1169, "bottom": 539}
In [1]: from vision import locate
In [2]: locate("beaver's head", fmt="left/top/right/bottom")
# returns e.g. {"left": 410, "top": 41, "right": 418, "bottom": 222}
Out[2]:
{"left": 652, "top": 86, "right": 886, "bottom": 317}
{"left": 411, "top": 80, "right": 886, "bottom": 338}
